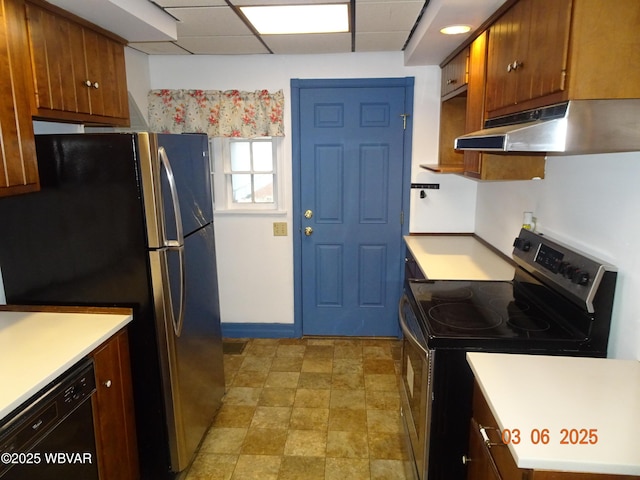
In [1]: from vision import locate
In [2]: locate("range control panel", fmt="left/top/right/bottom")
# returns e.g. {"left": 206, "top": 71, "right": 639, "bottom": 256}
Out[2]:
{"left": 512, "top": 229, "right": 616, "bottom": 313}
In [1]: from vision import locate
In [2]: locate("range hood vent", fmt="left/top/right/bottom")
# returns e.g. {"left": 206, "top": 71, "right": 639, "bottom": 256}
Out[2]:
{"left": 454, "top": 99, "right": 640, "bottom": 155}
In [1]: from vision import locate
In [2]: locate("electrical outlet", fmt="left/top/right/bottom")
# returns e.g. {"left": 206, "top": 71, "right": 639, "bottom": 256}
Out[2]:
{"left": 273, "top": 222, "right": 288, "bottom": 236}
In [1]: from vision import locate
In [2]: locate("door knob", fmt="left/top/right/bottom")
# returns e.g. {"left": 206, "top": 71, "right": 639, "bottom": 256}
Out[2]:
{"left": 304, "top": 226, "right": 313, "bottom": 236}
{"left": 304, "top": 209, "right": 313, "bottom": 219}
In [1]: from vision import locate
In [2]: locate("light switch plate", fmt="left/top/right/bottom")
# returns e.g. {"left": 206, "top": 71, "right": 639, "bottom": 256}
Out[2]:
{"left": 273, "top": 222, "right": 288, "bottom": 236}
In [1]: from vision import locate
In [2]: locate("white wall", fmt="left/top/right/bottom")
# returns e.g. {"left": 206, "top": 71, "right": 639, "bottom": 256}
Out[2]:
{"left": 147, "top": 52, "right": 476, "bottom": 327}
{"left": 475, "top": 152, "right": 640, "bottom": 360}
{"left": 124, "top": 47, "right": 151, "bottom": 117}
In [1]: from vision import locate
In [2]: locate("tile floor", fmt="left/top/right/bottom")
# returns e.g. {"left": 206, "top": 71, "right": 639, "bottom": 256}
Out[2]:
{"left": 182, "top": 337, "right": 416, "bottom": 480}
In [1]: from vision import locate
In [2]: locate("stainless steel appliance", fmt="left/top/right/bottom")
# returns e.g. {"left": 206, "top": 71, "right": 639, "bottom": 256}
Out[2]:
{"left": 0, "top": 359, "right": 98, "bottom": 480}
{"left": 399, "top": 229, "right": 617, "bottom": 480}
{"left": 0, "top": 133, "right": 225, "bottom": 479}
{"left": 454, "top": 99, "right": 640, "bottom": 154}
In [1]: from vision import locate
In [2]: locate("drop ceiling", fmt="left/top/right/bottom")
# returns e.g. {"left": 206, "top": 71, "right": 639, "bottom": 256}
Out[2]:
{"left": 46, "top": 0, "right": 508, "bottom": 65}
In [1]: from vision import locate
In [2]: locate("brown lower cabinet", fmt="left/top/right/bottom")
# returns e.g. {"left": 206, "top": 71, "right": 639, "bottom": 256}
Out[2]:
{"left": 91, "top": 329, "right": 140, "bottom": 480}
{"left": 467, "top": 381, "right": 638, "bottom": 480}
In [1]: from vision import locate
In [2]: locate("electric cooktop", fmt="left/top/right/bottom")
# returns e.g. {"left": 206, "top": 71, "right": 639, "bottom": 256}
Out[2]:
{"left": 408, "top": 279, "right": 586, "bottom": 346}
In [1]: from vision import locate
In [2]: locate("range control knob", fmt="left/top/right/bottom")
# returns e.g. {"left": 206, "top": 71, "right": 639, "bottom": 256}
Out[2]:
{"left": 564, "top": 265, "right": 579, "bottom": 280}
{"left": 558, "top": 261, "right": 571, "bottom": 275}
{"left": 572, "top": 270, "right": 590, "bottom": 286}
{"left": 513, "top": 237, "right": 531, "bottom": 252}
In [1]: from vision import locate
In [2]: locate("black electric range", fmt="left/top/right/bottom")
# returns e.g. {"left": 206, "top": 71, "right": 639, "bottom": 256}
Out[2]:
{"left": 399, "top": 229, "right": 618, "bottom": 480}
{"left": 406, "top": 229, "right": 617, "bottom": 355}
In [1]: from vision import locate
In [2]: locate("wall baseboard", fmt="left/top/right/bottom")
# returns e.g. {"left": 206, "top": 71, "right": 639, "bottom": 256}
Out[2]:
{"left": 221, "top": 322, "right": 300, "bottom": 339}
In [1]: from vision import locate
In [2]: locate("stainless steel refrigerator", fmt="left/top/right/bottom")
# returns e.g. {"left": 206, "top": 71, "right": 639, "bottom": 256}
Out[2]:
{"left": 0, "top": 132, "right": 225, "bottom": 479}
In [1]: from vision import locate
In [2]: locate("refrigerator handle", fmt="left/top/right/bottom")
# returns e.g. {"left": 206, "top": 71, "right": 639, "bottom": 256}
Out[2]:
{"left": 173, "top": 246, "right": 186, "bottom": 337}
{"left": 158, "top": 146, "right": 184, "bottom": 247}
{"left": 159, "top": 146, "right": 186, "bottom": 336}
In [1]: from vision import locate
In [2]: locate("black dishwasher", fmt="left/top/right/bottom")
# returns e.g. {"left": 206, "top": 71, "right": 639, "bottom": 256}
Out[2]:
{"left": 0, "top": 358, "right": 99, "bottom": 480}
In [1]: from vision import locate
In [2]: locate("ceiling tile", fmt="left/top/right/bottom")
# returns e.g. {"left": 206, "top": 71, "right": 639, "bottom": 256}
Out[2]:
{"left": 356, "top": 31, "right": 409, "bottom": 52}
{"left": 356, "top": 1, "right": 425, "bottom": 32}
{"left": 155, "top": 0, "right": 227, "bottom": 6}
{"left": 166, "top": 6, "right": 252, "bottom": 37}
{"left": 128, "top": 41, "right": 192, "bottom": 54}
{"left": 263, "top": 33, "right": 351, "bottom": 54}
{"left": 176, "top": 35, "right": 271, "bottom": 54}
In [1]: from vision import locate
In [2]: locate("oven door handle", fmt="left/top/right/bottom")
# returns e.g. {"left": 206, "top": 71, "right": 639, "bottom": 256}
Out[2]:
{"left": 399, "top": 295, "right": 429, "bottom": 356}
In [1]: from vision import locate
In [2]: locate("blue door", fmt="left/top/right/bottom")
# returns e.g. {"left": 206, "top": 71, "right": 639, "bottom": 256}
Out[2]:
{"left": 292, "top": 78, "right": 413, "bottom": 336}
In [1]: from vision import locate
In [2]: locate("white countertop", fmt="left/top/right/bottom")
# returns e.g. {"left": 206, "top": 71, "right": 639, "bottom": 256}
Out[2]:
{"left": 404, "top": 235, "right": 515, "bottom": 281}
{"left": 467, "top": 352, "right": 640, "bottom": 475}
{"left": 0, "top": 310, "right": 133, "bottom": 420}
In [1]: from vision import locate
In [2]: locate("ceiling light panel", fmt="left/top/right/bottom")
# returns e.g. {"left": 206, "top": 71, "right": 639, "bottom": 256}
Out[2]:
{"left": 240, "top": 4, "right": 349, "bottom": 35}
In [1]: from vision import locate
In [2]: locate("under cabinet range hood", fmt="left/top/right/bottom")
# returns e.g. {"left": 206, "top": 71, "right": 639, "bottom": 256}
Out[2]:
{"left": 454, "top": 99, "right": 640, "bottom": 155}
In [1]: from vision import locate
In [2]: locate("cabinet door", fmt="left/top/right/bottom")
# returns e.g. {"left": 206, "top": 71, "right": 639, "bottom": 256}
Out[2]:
{"left": 0, "top": 0, "right": 38, "bottom": 195}
{"left": 486, "top": 0, "right": 571, "bottom": 116}
{"left": 26, "top": 3, "right": 80, "bottom": 113}
{"left": 525, "top": 0, "right": 571, "bottom": 102}
{"left": 87, "top": 33, "right": 128, "bottom": 119}
{"left": 485, "top": 0, "right": 529, "bottom": 113}
{"left": 441, "top": 47, "right": 468, "bottom": 98}
{"left": 92, "top": 329, "right": 139, "bottom": 480}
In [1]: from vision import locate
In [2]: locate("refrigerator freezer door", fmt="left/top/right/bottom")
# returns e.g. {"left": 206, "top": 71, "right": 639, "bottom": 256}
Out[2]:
{"left": 157, "top": 134, "right": 214, "bottom": 237}
{"left": 140, "top": 133, "right": 213, "bottom": 246}
{"left": 149, "top": 222, "right": 224, "bottom": 472}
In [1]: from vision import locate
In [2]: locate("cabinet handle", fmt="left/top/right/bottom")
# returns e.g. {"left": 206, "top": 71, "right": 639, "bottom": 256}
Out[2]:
{"left": 507, "top": 60, "right": 523, "bottom": 72}
{"left": 479, "top": 425, "right": 507, "bottom": 447}
{"left": 446, "top": 78, "right": 457, "bottom": 85}
{"left": 461, "top": 455, "right": 471, "bottom": 464}
{"left": 472, "top": 419, "right": 505, "bottom": 480}
{"left": 93, "top": 82, "right": 99, "bottom": 89}
{"left": 84, "top": 80, "right": 100, "bottom": 89}
{"left": 103, "top": 379, "right": 112, "bottom": 388}
{"left": 85, "top": 80, "right": 92, "bottom": 87}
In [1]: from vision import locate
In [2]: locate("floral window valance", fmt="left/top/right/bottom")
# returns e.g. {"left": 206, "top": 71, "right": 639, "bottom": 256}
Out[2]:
{"left": 148, "top": 89, "right": 285, "bottom": 138}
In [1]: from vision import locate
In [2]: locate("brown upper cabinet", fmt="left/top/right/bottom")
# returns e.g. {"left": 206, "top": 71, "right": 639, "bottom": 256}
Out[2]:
{"left": 485, "top": 0, "right": 572, "bottom": 116}
{"left": 25, "top": 0, "right": 129, "bottom": 125}
{"left": 435, "top": 0, "right": 640, "bottom": 180}
{"left": 0, "top": 0, "right": 130, "bottom": 197}
{"left": 485, "top": 0, "right": 640, "bottom": 118}
{"left": 0, "top": 0, "right": 38, "bottom": 196}
{"left": 441, "top": 46, "right": 468, "bottom": 100}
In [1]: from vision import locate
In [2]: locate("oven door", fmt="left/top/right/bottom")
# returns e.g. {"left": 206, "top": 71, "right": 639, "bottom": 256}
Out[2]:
{"left": 399, "top": 294, "right": 434, "bottom": 480}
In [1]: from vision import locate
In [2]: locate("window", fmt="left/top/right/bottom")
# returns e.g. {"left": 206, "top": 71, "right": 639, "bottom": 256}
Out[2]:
{"left": 210, "top": 137, "right": 283, "bottom": 212}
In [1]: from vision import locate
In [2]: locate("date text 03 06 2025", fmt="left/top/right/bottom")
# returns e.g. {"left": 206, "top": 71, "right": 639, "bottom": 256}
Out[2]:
{"left": 1, "top": 451, "right": 93, "bottom": 466}
{"left": 500, "top": 428, "right": 599, "bottom": 446}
